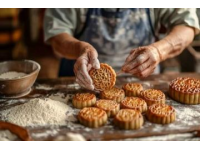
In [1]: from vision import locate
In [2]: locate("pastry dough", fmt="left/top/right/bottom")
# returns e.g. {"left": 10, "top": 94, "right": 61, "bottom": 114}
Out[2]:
{"left": 100, "top": 87, "right": 125, "bottom": 103}
{"left": 120, "top": 97, "right": 147, "bottom": 113}
{"left": 78, "top": 107, "right": 107, "bottom": 128}
{"left": 72, "top": 93, "right": 96, "bottom": 109}
{"left": 122, "top": 83, "right": 143, "bottom": 97}
{"left": 140, "top": 89, "right": 165, "bottom": 106}
{"left": 114, "top": 109, "right": 143, "bottom": 130}
{"left": 147, "top": 103, "right": 176, "bottom": 124}
{"left": 95, "top": 99, "right": 120, "bottom": 117}
{"left": 89, "top": 63, "right": 116, "bottom": 91}
{"left": 169, "top": 77, "right": 200, "bottom": 104}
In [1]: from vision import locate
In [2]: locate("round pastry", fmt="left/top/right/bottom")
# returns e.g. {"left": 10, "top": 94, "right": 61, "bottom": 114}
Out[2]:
{"left": 78, "top": 107, "right": 108, "bottom": 128}
{"left": 72, "top": 93, "right": 96, "bottom": 109}
{"left": 140, "top": 89, "right": 165, "bottom": 106}
{"left": 95, "top": 99, "right": 120, "bottom": 117}
{"left": 169, "top": 77, "right": 200, "bottom": 104}
{"left": 100, "top": 87, "right": 125, "bottom": 103}
{"left": 89, "top": 63, "right": 116, "bottom": 91}
{"left": 114, "top": 109, "right": 143, "bottom": 130}
{"left": 147, "top": 103, "right": 176, "bottom": 124}
{"left": 122, "top": 83, "right": 143, "bottom": 97}
{"left": 120, "top": 97, "right": 147, "bottom": 113}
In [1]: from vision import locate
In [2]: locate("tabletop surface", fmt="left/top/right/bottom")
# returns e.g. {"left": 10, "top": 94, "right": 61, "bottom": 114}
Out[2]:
{"left": 0, "top": 73, "right": 200, "bottom": 141}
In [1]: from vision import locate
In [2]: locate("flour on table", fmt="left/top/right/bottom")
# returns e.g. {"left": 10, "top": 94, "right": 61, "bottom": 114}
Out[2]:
{"left": 48, "top": 93, "right": 74, "bottom": 104}
{"left": 0, "top": 130, "right": 18, "bottom": 141}
{"left": 67, "top": 83, "right": 81, "bottom": 90}
{"left": 176, "top": 107, "right": 200, "bottom": 125}
{"left": 35, "top": 84, "right": 53, "bottom": 90}
{"left": 0, "top": 71, "right": 27, "bottom": 79}
{"left": 0, "top": 98, "right": 75, "bottom": 127}
{"left": 54, "top": 132, "right": 85, "bottom": 141}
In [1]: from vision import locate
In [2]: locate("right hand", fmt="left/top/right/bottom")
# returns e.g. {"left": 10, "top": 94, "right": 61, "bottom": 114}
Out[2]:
{"left": 74, "top": 42, "right": 100, "bottom": 90}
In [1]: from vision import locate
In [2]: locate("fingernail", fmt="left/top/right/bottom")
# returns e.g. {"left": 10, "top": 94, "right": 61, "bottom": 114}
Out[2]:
{"left": 94, "top": 64, "right": 100, "bottom": 69}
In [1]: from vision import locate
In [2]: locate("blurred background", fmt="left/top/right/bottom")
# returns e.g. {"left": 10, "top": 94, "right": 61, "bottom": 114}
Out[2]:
{"left": 0, "top": 8, "right": 200, "bottom": 79}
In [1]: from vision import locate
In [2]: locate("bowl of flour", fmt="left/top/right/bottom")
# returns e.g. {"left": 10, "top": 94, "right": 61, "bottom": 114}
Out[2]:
{"left": 0, "top": 60, "right": 40, "bottom": 98}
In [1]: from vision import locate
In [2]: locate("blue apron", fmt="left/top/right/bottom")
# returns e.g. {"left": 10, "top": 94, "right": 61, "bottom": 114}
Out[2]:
{"left": 59, "top": 8, "right": 156, "bottom": 77}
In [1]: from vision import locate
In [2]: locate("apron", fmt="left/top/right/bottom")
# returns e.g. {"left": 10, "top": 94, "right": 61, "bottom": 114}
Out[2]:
{"left": 59, "top": 8, "right": 159, "bottom": 76}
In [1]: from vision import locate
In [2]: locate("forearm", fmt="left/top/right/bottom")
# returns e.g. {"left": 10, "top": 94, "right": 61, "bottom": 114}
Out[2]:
{"left": 151, "top": 25, "right": 195, "bottom": 61}
{"left": 49, "top": 33, "right": 89, "bottom": 59}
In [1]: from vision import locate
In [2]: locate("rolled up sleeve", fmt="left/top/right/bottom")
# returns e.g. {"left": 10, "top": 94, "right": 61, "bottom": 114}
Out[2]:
{"left": 44, "top": 8, "right": 78, "bottom": 43}
{"left": 155, "top": 8, "right": 200, "bottom": 35}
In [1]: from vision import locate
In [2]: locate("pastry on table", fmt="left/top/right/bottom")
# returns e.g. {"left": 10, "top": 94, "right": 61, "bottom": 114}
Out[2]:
{"left": 147, "top": 103, "right": 176, "bottom": 124}
{"left": 120, "top": 97, "right": 147, "bottom": 113}
{"left": 122, "top": 83, "right": 143, "bottom": 97}
{"left": 72, "top": 93, "right": 96, "bottom": 109}
{"left": 100, "top": 87, "right": 125, "bottom": 103}
{"left": 89, "top": 63, "right": 116, "bottom": 91}
{"left": 169, "top": 77, "right": 200, "bottom": 104}
{"left": 114, "top": 109, "right": 143, "bottom": 130}
{"left": 78, "top": 107, "right": 107, "bottom": 128}
{"left": 140, "top": 89, "right": 165, "bottom": 106}
{"left": 95, "top": 99, "right": 120, "bottom": 117}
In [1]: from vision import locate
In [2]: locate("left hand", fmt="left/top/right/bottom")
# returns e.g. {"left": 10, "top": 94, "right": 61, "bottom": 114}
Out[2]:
{"left": 122, "top": 45, "right": 162, "bottom": 78}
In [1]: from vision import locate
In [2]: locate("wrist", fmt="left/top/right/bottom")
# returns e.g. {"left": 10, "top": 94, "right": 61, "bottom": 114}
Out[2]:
{"left": 78, "top": 41, "right": 96, "bottom": 55}
{"left": 149, "top": 44, "right": 163, "bottom": 62}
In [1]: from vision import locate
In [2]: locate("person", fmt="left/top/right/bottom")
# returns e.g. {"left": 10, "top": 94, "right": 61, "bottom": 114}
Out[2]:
{"left": 44, "top": 8, "right": 200, "bottom": 90}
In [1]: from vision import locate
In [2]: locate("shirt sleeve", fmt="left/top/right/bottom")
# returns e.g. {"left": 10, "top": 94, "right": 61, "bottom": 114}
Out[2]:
{"left": 154, "top": 8, "right": 200, "bottom": 35}
{"left": 44, "top": 8, "right": 81, "bottom": 43}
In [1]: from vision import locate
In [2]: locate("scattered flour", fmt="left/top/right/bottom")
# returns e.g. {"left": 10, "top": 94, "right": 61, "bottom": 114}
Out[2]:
{"left": 0, "top": 71, "right": 27, "bottom": 79}
{"left": 54, "top": 133, "right": 85, "bottom": 141}
{"left": 48, "top": 93, "right": 74, "bottom": 104}
{"left": 35, "top": 84, "right": 53, "bottom": 90}
{"left": 67, "top": 83, "right": 81, "bottom": 90}
{"left": 0, "top": 98, "right": 73, "bottom": 127}
{"left": 176, "top": 107, "right": 200, "bottom": 125}
{"left": 126, "top": 133, "right": 195, "bottom": 141}
{"left": 0, "top": 130, "right": 18, "bottom": 141}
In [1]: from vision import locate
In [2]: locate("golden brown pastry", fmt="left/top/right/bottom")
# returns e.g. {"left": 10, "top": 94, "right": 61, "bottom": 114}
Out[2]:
{"left": 78, "top": 107, "right": 108, "bottom": 128}
{"left": 140, "top": 89, "right": 165, "bottom": 106}
{"left": 72, "top": 93, "right": 96, "bottom": 109}
{"left": 147, "top": 103, "right": 176, "bottom": 124}
{"left": 95, "top": 99, "right": 120, "bottom": 117}
{"left": 122, "top": 83, "right": 143, "bottom": 97}
{"left": 114, "top": 109, "right": 143, "bottom": 130}
{"left": 169, "top": 77, "right": 200, "bottom": 104}
{"left": 100, "top": 87, "right": 125, "bottom": 103}
{"left": 120, "top": 97, "right": 147, "bottom": 113}
{"left": 89, "top": 63, "right": 116, "bottom": 91}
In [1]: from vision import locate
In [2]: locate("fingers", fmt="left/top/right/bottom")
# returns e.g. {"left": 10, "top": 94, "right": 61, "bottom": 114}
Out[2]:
{"left": 122, "top": 53, "right": 149, "bottom": 72}
{"left": 137, "top": 65, "right": 156, "bottom": 78}
{"left": 88, "top": 48, "right": 100, "bottom": 69}
{"left": 125, "top": 47, "right": 145, "bottom": 63}
{"left": 128, "top": 59, "right": 151, "bottom": 75}
{"left": 74, "top": 57, "right": 94, "bottom": 90}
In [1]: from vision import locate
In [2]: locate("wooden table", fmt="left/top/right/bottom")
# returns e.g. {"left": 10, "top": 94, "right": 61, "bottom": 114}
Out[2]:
{"left": 1, "top": 73, "right": 200, "bottom": 141}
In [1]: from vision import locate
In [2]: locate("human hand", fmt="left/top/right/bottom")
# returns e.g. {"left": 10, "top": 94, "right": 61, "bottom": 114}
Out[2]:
{"left": 74, "top": 42, "right": 100, "bottom": 90}
{"left": 122, "top": 45, "right": 162, "bottom": 78}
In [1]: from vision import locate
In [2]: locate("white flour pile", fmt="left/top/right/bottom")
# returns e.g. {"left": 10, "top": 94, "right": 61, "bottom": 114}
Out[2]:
{"left": 1, "top": 98, "right": 71, "bottom": 127}
{"left": 0, "top": 71, "right": 27, "bottom": 79}
{"left": 0, "top": 130, "right": 18, "bottom": 141}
